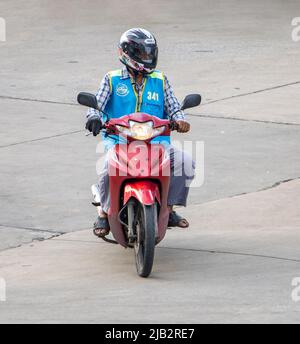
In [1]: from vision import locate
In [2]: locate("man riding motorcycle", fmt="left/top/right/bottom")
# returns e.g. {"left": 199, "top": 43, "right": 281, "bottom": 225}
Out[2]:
{"left": 86, "top": 28, "right": 195, "bottom": 237}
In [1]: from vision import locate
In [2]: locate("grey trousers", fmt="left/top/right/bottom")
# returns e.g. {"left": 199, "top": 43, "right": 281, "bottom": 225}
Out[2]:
{"left": 98, "top": 146, "right": 195, "bottom": 213}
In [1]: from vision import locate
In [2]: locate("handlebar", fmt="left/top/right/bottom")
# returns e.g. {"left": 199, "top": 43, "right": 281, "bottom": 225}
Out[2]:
{"left": 103, "top": 120, "right": 179, "bottom": 132}
{"left": 169, "top": 121, "right": 179, "bottom": 131}
{"left": 85, "top": 119, "right": 179, "bottom": 137}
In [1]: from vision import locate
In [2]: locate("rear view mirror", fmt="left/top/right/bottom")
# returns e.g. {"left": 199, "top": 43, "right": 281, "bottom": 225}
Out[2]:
{"left": 181, "top": 94, "right": 201, "bottom": 111}
{"left": 77, "top": 92, "right": 99, "bottom": 110}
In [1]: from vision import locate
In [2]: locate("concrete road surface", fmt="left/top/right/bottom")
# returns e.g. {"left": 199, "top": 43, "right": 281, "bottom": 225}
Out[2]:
{"left": 0, "top": 0, "right": 299, "bottom": 323}
{"left": 0, "top": 180, "right": 300, "bottom": 323}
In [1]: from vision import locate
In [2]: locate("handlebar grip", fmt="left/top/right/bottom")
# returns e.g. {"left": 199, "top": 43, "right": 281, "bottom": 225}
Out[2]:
{"left": 169, "top": 121, "right": 179, "bottom": 131}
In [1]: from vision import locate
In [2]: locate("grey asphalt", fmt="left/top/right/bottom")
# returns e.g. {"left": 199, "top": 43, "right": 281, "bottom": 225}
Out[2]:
{"left": 0, "top": 0, "right": 299, "bottom": 323}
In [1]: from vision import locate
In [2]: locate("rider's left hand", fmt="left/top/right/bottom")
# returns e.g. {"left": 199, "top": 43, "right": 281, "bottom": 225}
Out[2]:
{"left": 176, "top": 120, "right": 190, "bottom": 133}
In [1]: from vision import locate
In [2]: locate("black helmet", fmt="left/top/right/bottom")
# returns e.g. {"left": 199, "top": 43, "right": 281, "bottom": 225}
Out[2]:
{"left": 119, "top": 28, "right": 158, "bottom": 74}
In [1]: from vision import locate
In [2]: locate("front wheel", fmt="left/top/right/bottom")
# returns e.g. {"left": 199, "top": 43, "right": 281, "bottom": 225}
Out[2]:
{"left": 134, "top": 203, "right": 157, "bottom": 278}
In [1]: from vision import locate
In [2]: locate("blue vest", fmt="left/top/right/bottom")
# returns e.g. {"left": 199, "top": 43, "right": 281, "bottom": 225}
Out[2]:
{"left": 101, "top": 69, "right": 170, "bottom": 149}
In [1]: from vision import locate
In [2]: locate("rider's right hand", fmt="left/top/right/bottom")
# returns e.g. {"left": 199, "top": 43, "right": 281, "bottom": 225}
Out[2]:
{"left": 85, "top": 115, "right": 102, "bottom": 136}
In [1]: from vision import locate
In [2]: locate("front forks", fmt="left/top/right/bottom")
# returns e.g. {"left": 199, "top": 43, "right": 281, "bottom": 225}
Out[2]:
{"left": 127, "top": 199, "right": 159, "bottom": 244}
{"left": 127, "top": 200, "right": 137, "bottom": 243}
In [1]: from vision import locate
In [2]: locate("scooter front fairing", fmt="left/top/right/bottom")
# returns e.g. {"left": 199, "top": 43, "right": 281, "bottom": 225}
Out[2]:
{"left": 107, "top": 141, "right": 170, "bottom": 247}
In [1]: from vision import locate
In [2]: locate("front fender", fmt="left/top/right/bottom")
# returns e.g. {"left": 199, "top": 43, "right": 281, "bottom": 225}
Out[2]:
{"left": 123, "top": 180, "right": 161, "bottom": 206}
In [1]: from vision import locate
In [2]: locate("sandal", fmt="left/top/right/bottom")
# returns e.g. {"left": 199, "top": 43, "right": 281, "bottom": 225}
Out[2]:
{"left": 93, "top": 216, "right": 110, "bottom": 237}
{"left": 168, "top": 211, "right": 189, "bottom": 228}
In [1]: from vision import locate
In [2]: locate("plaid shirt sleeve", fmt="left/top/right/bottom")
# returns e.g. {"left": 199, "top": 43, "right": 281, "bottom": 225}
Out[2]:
{"left": 163, "top": 74, "right": 186, "bottom": 121}
{"left": 86, "top": 73, "right": 111, "bottom": 120}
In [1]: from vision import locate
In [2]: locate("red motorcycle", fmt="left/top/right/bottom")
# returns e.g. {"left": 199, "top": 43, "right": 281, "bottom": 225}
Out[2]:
{"left": 78, "top": 92, "right": 201, "bottom": 277}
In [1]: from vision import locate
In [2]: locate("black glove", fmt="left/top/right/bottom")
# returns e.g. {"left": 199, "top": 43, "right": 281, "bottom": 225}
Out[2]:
{"left": 85, "top": 115, "right": 102, "bottom": 136}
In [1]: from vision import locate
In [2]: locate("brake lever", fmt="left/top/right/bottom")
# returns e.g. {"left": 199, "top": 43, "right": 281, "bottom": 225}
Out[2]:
{"left": 169, "top": 121, "right": 179, "bottom": 131}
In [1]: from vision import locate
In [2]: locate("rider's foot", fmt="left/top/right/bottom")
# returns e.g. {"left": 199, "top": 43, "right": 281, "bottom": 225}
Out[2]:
{"left": 93, "top": 216, "right": 110, "bottom": 237}
{"left": 168, "top": 209, "right": 189, "bottom": 228}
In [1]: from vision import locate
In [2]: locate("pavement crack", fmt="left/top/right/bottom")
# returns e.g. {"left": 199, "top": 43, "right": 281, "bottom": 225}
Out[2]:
{"left": 0, "top": 129, "right": 84, "bottom": 148}
{"left": 0, "top": 234, "right": 62, "bottom": 252}
{"left": 2, "top": 83, "right": 300, "bottom": 128}
{"left": 2, "top": 221, "right": 300, "bottom": 264}
{"left": 188, "top": 177, "right": 300, "bottom": 207}
{"left": 1, "top": 81, "right": 299, "bottom": 108}
{"left": 0, "top": 224, "right": 65, "bottom": 235}
{"left": 41, "top": 237, "right": 300, "bottom": 264}
{"left": 0, "top": 95, "right": 78, "bottom": 107}
{"left": 201, "top": 80, "right": 300, "bottom": 106}
{"left": 259, "top": 178, "right": 299, "bottom": 191}
{"left": 230, "top": 177, "right": 300, "bottom": 198}
{"left": 158, "top": 246, "right": 300, "bottom": 263}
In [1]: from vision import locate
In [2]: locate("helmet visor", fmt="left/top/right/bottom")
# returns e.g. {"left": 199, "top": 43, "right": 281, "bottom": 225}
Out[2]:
{"left": 128, "top": 43, "right": 158, "bottom": 69}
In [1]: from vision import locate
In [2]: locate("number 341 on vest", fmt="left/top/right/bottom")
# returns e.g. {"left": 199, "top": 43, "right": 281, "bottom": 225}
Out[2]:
{"left": 147, "top": 91, "right": 159, "bottom": 101}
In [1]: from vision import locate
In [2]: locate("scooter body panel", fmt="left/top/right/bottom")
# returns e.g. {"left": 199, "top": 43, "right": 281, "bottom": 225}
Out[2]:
{"left": 107, "top": 141, "right": 170, "bottom": 247}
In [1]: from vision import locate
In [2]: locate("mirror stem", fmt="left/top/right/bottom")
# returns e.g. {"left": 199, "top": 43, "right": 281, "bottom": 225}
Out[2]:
{"left": 98, "top": 108, "right": 110, "bottom": 120}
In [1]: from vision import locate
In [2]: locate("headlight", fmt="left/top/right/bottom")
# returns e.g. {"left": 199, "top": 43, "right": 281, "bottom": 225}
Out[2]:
{"left": 116, "top": 121, "right": 165, "bottom": 140}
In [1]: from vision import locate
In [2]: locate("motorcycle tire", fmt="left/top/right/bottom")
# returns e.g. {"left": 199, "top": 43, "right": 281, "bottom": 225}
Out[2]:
{"left": 134, "top": 203, "right": 157, "bottom": 278}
